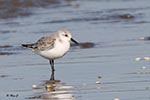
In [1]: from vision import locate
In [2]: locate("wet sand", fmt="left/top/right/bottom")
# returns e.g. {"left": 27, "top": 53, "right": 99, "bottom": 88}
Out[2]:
{"left": 1, "top": 0, "right": 150, "bottom": 100}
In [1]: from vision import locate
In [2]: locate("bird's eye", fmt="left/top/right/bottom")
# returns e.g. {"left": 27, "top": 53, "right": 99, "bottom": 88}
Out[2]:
{"left": 65, "top": 34, "right": 68, "bottom": 37}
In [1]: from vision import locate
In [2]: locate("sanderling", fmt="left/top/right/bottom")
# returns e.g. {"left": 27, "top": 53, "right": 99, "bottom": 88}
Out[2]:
{"left": 22, "top": 29, "right": 79, "bottom": 80}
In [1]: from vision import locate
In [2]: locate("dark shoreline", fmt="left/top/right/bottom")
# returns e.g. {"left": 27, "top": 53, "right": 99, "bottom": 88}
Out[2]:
{"left": 0, "top": 0, "right": 63, "bottom": 19}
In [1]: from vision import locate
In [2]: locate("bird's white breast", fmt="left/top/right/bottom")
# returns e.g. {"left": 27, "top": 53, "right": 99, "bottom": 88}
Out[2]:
{"left": 35, "top": 39, "right": 70, "bottom": 60}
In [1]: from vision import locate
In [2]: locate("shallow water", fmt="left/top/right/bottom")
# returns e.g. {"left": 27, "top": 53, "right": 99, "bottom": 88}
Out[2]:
{"left": 1, "top": 0, "right": 150, "bottom": 100}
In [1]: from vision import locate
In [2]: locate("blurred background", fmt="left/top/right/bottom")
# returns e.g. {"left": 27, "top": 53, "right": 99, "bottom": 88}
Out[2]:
{"left": 1, "top": 0, "right": 150, "bottom": 100}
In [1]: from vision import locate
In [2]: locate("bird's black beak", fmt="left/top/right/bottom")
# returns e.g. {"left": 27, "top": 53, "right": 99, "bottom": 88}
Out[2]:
{"left": 71, "top": 38, "right": 79, "bottom": 45}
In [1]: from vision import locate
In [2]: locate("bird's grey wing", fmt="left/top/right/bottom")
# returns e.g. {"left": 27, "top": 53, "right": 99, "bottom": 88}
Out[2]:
{"left": 34, "top": 36, "right": 56, "bottom": 51}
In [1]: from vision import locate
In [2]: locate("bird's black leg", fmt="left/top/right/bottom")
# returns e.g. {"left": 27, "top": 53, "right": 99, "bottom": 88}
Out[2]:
{"left": 49, "top": 60, "right": 55, "bottom": 80}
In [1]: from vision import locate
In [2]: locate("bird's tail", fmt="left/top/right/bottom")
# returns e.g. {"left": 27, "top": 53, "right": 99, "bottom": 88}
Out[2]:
{"left": 22, "top": 44, "right": 34, "bottom": 48}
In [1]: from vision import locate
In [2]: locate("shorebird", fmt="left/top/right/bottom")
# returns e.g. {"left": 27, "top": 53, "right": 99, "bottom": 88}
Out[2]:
{"left": 22, "top": 29, "right": 79, "bottom": 80}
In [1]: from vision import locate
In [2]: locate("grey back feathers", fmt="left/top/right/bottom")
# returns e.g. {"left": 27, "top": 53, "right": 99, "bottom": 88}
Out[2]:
{"left": 22, "top": 36, "right": 56, "bottom": 51}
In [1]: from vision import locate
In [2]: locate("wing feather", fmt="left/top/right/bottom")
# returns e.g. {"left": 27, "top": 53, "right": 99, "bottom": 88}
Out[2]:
{"left": 33, "top": 36, "right": 56, "bottom": 51}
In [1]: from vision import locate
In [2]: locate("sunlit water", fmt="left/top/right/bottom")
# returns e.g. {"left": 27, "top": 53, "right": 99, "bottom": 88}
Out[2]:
{"left": 1, "top": 0, "right": 150, "bottom": 100}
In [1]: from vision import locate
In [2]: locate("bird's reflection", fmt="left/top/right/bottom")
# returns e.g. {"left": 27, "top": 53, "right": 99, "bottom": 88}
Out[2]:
{"left": 30, "top": 79, "right": 75, "bottom": 100}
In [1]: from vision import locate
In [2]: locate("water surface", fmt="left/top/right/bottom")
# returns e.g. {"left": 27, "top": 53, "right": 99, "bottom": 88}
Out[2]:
{"left": 1, "top": 0, "right": 150, "bottom": 100}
